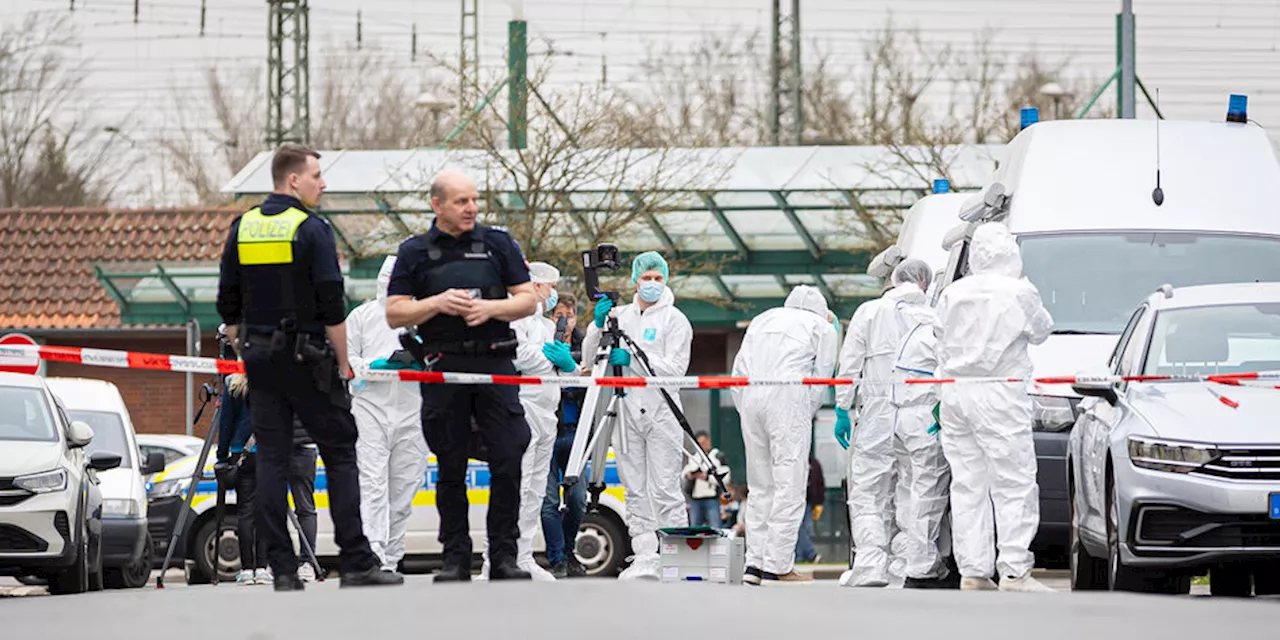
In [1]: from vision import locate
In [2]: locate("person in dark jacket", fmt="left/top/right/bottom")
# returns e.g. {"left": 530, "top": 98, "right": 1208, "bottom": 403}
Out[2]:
{"left": 287, "top": 417, "right": 320, "bottom": 581}
{"left": 216, "top": 372, "right": 271, "bottom": 585}
{"left": 540, "top": 293, "right": 589, "bottom": 578}
{"left": 795, "top": 456, "right": 825, "bottom": 563}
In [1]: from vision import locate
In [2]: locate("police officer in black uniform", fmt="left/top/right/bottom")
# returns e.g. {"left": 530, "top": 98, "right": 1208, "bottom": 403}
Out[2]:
{"left": 216, "top": 143, "right": 402, "bottom": 591}
{"left": 385, "top": 170, "right": 537, "bottom": 582}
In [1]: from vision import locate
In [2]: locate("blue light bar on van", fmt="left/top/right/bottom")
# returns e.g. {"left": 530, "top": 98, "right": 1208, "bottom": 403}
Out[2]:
{"left": 1227, "top": 94, "right": 1248, "bottom": 123}
{"left": 933, "top": 179, "right": 950, "bottom": 194}
{"left": 1020, "top": 107, "right": 1039, "bottom": 130}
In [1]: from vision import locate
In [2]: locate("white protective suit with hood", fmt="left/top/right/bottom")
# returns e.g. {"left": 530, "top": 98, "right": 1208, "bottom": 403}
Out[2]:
{"left": 890, "top": 288, "right": 952, "bottom": 580}
{"left": 730, "top": 285, "right": 837, "bottom": 578}
{"left": 836, "top": 280, "right": 932, "bottom": 586}
{"left": 934, "top": 222, "right": 1053, "bottom": 582}
{"left": 478, "top": 267, "right": 565, "bottom": 581}
{"left": 347, "top": 256, "right": 430, "bottom": 572}
{"left": 581, "top": 285, "right": 693, "bottom": 579}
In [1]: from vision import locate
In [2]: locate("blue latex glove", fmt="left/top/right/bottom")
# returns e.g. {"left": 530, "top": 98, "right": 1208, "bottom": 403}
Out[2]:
{"left": 542, "top": 341, "right": 578, "bottom": 373}
{"left": 608, "top": 347, "right": 631, "bottom": 367}
{"left": 593, "top": 296, "right": 614, "bottom": 328}
{"left": 926, "top": 422, "right": 940, "bottom": 437}
{"left": 368, "top": 357, "right": 425, "bottom": 372}
{"left": 834, "top": 407, "right": 852, "bottom": 450}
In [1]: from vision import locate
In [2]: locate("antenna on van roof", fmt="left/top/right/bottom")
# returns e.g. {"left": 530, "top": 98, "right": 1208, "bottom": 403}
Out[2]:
{"left": 1152, "top": 87, "right": 1165, "bottom": 206}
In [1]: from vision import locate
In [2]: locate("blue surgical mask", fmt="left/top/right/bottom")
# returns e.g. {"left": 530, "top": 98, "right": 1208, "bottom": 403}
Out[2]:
{"left": 544, "top": 289, "right": 558, "bottom": 314}
{"left": 638, "top": 281, "right": 665, "bottom": 303}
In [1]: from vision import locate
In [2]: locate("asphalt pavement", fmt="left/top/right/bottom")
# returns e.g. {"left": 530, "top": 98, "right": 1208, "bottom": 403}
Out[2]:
{"left": 2, "top": 569, "right": 1272, "bottom": 640}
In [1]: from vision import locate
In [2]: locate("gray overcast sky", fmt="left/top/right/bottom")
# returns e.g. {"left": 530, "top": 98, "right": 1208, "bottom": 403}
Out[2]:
{"left": 5, "top": 0, "right": 1280, "bottom": 205}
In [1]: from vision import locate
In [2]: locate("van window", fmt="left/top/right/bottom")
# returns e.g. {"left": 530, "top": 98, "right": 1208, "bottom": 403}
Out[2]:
{"left": 68, "top": 410, "right": 134, "bottom": 469}
{"left": 0, "top": 386, "right": 58, "bottom": 442}
{"left": 1019, "top": 232, "right": 1280, "bottom": 334}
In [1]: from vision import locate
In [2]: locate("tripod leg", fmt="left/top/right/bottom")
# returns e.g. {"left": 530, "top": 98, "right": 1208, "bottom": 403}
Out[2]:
{"left": 157, "top": 401, "right": 222, "bottom": 588}
{"left": 288, "top": 508, "right": 324, "bottom": 582}
{"left": 563, "top": 344, "right": 615, "bottom": 487}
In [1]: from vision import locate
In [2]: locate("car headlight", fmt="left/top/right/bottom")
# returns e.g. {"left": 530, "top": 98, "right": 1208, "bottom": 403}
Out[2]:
{"left": 148, "top": 478, "right": 190, "bottom": 499}
{"left": 1127, "top": 436, "right": 1219, "bottom": 473}
{"left": 1032, "top": 395, "right": 1080, "bottom": 432}
{"left": 103, "top": 499, "right": 142, "bottom": 517}
{"left": 14, "top": 469, "right": 68, "bottom": 494}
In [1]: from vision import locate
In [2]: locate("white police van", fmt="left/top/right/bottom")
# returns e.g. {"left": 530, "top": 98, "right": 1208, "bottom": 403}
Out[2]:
{"left": 147, "top": 451, "right": 630, "bottom": 582}
{"left": 932, "top": 96, "right": 1280, "bottom": 557}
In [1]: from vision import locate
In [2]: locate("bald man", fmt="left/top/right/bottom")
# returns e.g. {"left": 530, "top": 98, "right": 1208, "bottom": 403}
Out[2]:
{"left": 386, "top": 170, "right": 539, "bottom": 582}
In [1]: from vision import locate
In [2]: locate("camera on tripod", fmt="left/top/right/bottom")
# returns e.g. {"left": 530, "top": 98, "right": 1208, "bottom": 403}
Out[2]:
{"left": 581, "top": 243, "right": 621, "bottom": 305}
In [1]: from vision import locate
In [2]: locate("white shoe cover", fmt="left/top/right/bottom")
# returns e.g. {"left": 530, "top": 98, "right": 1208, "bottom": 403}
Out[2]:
{"left": 521, "top": 560, "right": 557, "bottom": 582}
{"left": 998, "top": 574, "right": 1055, "bottom": 593}
{"left": 960, "top": 576, "right": 999, "bottom": 591}
{"left": 618, "top": 555, "right": 661, "bottom": 581}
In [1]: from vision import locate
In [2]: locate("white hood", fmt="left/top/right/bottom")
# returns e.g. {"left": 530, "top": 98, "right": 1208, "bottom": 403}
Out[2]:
{"left": 376, "top": 255, "right": 396, "bottom": 305}
{"left": 1129, "top": 383, "right": 1280, "bottom": 444}
{"left": 1028, "top": 334, "right": 1121, "bottom": 396}
{"left": 785, "top": 284, "right": 829, "bottom": 318}
{"left": 0, "top": 441, "right": 64, "bottom": 477}
{"left": 968, "top": 222, "right": 1022, "bottom": 278}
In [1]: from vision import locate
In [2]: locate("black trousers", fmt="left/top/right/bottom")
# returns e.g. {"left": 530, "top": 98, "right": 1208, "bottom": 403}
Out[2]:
{"left": 420, "top": 354, "right": 531, "bottom": 567}
{"left": 241, "top": 331, "right": 378, "bottom": 577}
{"left": 234, "top": 453, "right": 267, "bottom": 570}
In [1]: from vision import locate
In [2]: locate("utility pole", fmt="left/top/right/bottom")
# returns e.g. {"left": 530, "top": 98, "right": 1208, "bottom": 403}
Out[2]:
{"left": 266, "top": 0, "right": 311, "bottom": 147}
{"left": 460, "top": 0, "right": 480, "bottom": 115}
{"left": 1118, "top": 0, "right": 1136, "bottom": 118}
{"left": 768, "top": 0, "right": 803, "bottom": 146}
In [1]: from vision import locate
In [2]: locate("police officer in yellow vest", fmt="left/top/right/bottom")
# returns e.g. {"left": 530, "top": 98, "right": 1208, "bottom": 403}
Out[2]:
{"left": 216, "top": 143, "right": 402, "bottom": 591}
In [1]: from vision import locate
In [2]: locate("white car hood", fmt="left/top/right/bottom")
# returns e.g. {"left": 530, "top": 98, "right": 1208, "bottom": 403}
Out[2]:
{"left": 1128, "top": 383, "right": 1280, "bottom": 444}
{"left": 1028, "top": 334, "right": 1120, "bottom": 396}
{"left": 0, "top": 441, "right": 64, "bottom": 476}
{"left": 97, "top": 467, "right": 142, "bottom": 502}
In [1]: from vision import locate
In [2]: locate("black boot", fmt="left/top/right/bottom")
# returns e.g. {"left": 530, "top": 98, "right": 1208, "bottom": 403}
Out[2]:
{"left": 274, "top": 573, "right": 305, "bottom": 592}
{"left": 489, "top": 559, "right": 532, "bottom": 581}
{"left": 340, "top": 566, "right": 405, "bottom": 588}
{"left": 565, "top": 556, "right": 588, "bottom": 578}
{"left": 551, "top": 561, "right": 568, "bottom": 579}
{"left": 434, "top": 564, "right": 472, "bottom": 583}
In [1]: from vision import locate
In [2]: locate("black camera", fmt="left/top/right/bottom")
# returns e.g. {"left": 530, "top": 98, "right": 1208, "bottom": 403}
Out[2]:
{"left": 582, "top": 243, "right": 621, "bottom": 305}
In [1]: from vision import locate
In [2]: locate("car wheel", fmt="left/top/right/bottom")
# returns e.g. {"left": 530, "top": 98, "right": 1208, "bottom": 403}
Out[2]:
{"left": 49, "top": 521, "right": 90, "bottom": 595}
{"left": 1105, "top": 476, "right": 1148, "bottom": 592}
{"left": 1210, "top": 565, "right": 1254, "bottom": 597}
{"left": 15, "top": 575, "right": 47, "bottom": 586}
{"left": 1069, "top": 483, "right": 1107, "bottom": 591}
{"left": 106, "top": 532, "right": 152, "bottom": 589}
{"left": 575, "top": 511, "right": 628, "bottom": 577}
{"left": 1252, "top": 561, "right": 1280, "bottom": 595}
{"left": 191, "top": 516, "right": 241, "bottom": 584}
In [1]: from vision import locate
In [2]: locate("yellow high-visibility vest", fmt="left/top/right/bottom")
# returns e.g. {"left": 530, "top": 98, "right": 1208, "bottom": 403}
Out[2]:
{"left": 236, "top": 207, "right": 308, "bottom": 265}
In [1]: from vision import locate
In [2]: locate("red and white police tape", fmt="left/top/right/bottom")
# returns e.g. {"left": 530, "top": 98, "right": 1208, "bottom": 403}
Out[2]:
{"left": 3, "top": 342, "right": 1280, "bottom": 390}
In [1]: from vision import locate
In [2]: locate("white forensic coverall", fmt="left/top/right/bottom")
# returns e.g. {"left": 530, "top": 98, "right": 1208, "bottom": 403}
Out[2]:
{"left": 891, "top": 295, "right": 952, "bottom": 581}
{"left": 479, "top": 296, "right": 565, "bottom": 581}
{"left": 935, "top": 222, "right": 1053, "bottom": 584}
{"left": 730, "top": 286, "right": 837, "bottom": 578}
{"left": 348, "top": 256, "right": 430, "bottom": 572}
{"left": 582, "top": 286, "right": 693, "bottom": 579}
{"left": 836, "top": 281, "right": 929, "bottom": 587}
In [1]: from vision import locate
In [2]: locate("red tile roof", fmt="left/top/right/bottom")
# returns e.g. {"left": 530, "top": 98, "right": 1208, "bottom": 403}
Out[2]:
{"left": 0, "top": 207, "right": 242, "bottom": 329}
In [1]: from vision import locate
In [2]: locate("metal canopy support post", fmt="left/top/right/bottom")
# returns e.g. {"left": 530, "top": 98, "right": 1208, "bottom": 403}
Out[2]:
{"left": 1118, "top": 0, "right": 1136, "bottom": 119}
{"left": 266, "top": 0, "right": 311, "bottom": 146}
{"left": 508, "top": 19, "right": 528, "bottom": 150}
{"left": 459, "top": 0, "right": 479, "bottom": 115}
{"left": 318, "top": 211, "right": 360, "bottom": 258}
{"left": 154, "top": 264, "right": 192, "bottom": 315}
{"left": 700, "top": 192, "right": 750, "bottom": 258}
{"left": 555, "top": 193, "right": 594, "bottom": 240}
{"left": 185, "top": 318, "right": 200, "bottom": 437}
{"left": 94, "top": 266, "right": 130, "bottom": 315}
{"left": 626, "top": 191, "right": 677, "bottom": 254}
{"left": 373, "top": 195, "right": 412, "bottom": 237}
{"left": 812, "top": 274, "right": 834, "bottom": 303}
{"left": 771, "top": 190, "right": 821, "bottom": 259}
{"left": 768, "top": 0, "right": 803, "bottom": 146}
{"left": 438, "top": 78, "right": 508, "bottom": 148}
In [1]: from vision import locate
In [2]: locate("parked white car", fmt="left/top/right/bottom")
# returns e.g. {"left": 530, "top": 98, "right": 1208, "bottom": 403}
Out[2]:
{"left": 1068, "top": 282, "right": 1280, "bottom": 597}
{"left": 135, "top": 434, "right": 206, "bottom": 475}
{"left": 46, "top": 377, "right": 166, "bottom": 589}
{"left": 0, "top": 372, "right": 120, "bottom": 595}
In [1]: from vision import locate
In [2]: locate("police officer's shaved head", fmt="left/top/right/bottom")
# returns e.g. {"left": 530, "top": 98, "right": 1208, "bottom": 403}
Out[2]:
{"left": 430, "top": 170, "right": 481, "bottom": 236}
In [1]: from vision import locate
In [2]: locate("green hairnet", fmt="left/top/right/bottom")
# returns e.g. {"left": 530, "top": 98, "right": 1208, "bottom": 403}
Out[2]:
{"left": 630, "top": 251, "right": 669, "bottom": 283}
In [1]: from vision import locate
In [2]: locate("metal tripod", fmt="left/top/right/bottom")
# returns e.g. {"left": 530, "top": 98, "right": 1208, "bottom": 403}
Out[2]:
{"left": 563, "top": 312, "right": 729, "bottom": 511}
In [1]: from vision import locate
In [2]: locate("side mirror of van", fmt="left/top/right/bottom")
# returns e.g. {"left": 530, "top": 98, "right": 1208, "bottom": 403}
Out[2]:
{"left": 89, "top": 452, "right": 122, "bottom": 472}
{"left": 866, "top": 245, "right": 903, "bottom": 278}
{"left": 958, "top": 182, "right": 1008, "bottom": 222}
{"left": 67, "top": 420, "right": 95, "bottom": 448}
{"left": 142, "top": 451, "right": 167, "bottom": 475}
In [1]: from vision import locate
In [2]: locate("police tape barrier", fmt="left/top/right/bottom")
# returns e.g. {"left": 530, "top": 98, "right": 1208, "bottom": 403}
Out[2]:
{"left": 2, "top": 342, "right": 1280, "bottom": 392}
